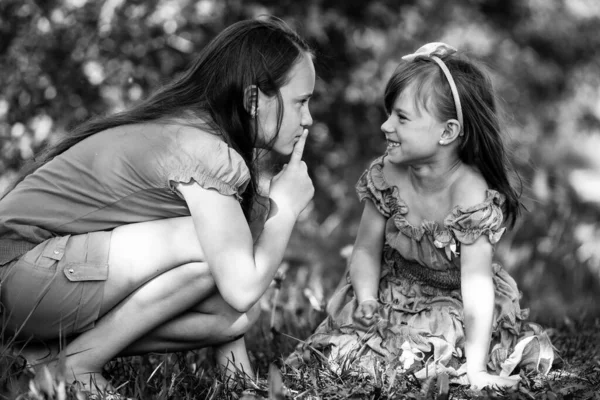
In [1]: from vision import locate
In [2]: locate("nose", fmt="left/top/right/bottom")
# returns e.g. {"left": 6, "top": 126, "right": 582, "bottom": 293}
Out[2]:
{"left": 301, "top": 108, "right": 313, "bottom": 128}
{"left": 381, "top": 116, "right": 393, "bottom": 133}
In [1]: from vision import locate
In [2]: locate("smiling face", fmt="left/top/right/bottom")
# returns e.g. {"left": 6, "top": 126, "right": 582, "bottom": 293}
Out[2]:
{"left": 381, "top": 84, "right": 446, "bottom": 165}
{"left": 256, "top": 53, "right": 315, "bottom": 155}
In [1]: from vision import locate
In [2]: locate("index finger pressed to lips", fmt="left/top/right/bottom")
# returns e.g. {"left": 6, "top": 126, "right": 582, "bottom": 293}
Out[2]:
{"left": 290, "top": 128, "right": 308, "bottom": 164}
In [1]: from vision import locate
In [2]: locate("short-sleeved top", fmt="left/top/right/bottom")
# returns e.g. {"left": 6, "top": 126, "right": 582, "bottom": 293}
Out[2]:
{"left": 355, "top": 155, "right": 506, "bottom": 272}
{"left": 0, "top": 123, "right": 250, "bottom": 265}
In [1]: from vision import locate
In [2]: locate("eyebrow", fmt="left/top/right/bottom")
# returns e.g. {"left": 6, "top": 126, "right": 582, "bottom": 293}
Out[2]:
{"left": 392, "top": 107, "right": 409, "bottom": 115}
{"left": 296, "top": 93, "right": 313, "bottom": 99}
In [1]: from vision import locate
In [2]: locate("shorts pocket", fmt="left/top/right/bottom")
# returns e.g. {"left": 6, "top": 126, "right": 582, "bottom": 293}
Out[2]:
{"left": 23, "top": 235, "right": 71, "bottom": 270}
{"left": 63, "top": 262, "right": 108, "bottom": 282}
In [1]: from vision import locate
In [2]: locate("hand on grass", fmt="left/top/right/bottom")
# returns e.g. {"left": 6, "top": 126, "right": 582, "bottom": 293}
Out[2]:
{"left": 352, "top": 298, "right": 380, "bottom": 331}
{"left": 468, "top": 370, "right": 521, "bottom": 391}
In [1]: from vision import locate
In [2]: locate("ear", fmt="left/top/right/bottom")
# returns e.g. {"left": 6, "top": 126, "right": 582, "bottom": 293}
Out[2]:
{"left": 243, "top": 85, "right": 258, "bottom": 116}
{"left": 438, "top": 119, "right": 462, "bottom": 145}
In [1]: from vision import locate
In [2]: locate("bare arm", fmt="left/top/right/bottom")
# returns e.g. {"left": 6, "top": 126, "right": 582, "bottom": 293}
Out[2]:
{"left": 454, "top": 176, "right": 521, "bottom": 389}
{"left": 178, "top": 130, "right": 313, "bottom": 312}
{"left": 349, "top": 200, "right": 386, "bottom": 303}
{"left": 460, "top": 236, "right": 495, "bottom": 376}
{"left": 461, "top": 238, "right": 520, "bottom": 388}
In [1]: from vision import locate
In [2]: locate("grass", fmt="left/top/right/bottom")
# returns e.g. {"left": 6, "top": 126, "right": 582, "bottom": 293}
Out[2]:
{"left": 1, "top": 281, "right": 599, "bottom": 400}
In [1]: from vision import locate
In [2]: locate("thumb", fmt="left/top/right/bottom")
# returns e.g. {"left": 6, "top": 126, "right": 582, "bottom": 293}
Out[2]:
{"left": 289, "top": 128, "right": 308, "bottom": 164}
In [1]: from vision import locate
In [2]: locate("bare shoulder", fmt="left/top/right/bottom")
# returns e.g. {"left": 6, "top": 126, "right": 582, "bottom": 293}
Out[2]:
{"left": 450, "top": 165, "right": 489, "bottom": 208}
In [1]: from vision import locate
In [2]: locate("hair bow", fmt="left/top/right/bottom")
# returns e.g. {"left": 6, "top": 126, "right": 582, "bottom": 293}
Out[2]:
{"left": 401, "top": 42, "right": 458, "bottom": 61}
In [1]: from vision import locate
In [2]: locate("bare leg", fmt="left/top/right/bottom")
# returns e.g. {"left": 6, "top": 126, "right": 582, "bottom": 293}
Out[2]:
{"left": 119, "top": 292, "right": 261, "bottom": 377}
{"left": 59, "top": 261, "right": 215, "bottom": 388}
{"left": 215, "top": 337, "right": 254, "bottom": 379}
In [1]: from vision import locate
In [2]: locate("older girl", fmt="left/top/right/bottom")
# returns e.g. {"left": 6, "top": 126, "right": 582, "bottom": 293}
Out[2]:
{"left": 1, "top": 16, "right": 315, "bottom": 394}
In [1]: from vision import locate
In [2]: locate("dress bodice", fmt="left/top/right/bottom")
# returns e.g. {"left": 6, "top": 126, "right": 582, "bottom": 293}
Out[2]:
{"left": 356, "top": 155, "right": 507, "bottom": 274}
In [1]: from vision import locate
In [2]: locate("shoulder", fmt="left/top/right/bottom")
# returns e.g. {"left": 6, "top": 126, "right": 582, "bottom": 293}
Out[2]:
{"left": 160, "top": 123, "right": 226, "bottom": 149}
{"left": 163, "top": 123, "right": 248, "bottom": 171}
{"left": 143, "top": 122, "right": 251, "bottom": 195}
{"left": 100, "top": 122, "right": 247, "bottom": 171}
{"left": 445, "top": 165, "right": 507, "bottom": 245}
{"left": 449, "top": 165, "right": 489, "bottom": 209}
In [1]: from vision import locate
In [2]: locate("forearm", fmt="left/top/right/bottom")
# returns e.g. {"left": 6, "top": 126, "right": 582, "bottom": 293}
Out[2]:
{"left": 462, "top": 269, "right": 495, "bottom": 374}
{"left": 250, "top": 200, "right": 298, "bottom": 300}
{"left": 196, "top": 197, "right": 299, "bottom": 312}
{"left": 349, "top": 249, "right": 381, "bottom": 302}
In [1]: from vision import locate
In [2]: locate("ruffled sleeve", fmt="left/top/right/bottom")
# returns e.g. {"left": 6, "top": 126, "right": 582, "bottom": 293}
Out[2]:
{"left": 355, "top": 156, "right": 392, "bottom": 218}
{"left": 444, "top": 189, "right": 507, "bottom": 245}
{"left": 163, "top": 126, "right": 251, "bottom": 201}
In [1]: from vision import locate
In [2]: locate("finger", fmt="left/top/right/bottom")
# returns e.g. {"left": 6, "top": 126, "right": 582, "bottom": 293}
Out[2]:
{"left": 290, "top": 128, "right": 308, "bottom": 164}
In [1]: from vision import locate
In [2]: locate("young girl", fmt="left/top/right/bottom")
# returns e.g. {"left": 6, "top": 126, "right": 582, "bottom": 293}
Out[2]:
{"left": 0, "top": 17, "right": 315, "bottom": 394}
{"left": 289, "top": 43, "right": 554, "bottom": 389}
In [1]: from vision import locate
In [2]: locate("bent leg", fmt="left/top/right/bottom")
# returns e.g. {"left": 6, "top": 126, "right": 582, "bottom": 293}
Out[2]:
{"left": 119, "top": 291, "right": 261, "bottom": 376}
{"left": 60, "top": 261, "right": 215, "bottom": 385}
{"left": 99, "top": 216, "right": 207, "bottom": 316}
{"left": 54, "top": 217, "right": 213, "bottom": 385}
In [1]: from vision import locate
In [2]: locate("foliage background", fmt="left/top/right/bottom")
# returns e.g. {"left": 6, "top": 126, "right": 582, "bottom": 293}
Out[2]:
{"left": 1, "top": 0, "right": 600, "bottom": 328}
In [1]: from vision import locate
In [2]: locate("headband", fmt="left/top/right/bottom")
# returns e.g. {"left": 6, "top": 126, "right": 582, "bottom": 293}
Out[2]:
{"left": 402, "top": 42, "right": 463, "bottom": 134}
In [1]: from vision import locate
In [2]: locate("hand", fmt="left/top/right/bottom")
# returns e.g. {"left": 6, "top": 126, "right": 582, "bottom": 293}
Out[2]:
{"left": 352, "top": 298, "right": 380, "bottom": 331}
{"left": 269, "top": 129, "right": 314, "bottom": 218}
{"left": 468, "top": 370, "right": 521, "bottom": 391}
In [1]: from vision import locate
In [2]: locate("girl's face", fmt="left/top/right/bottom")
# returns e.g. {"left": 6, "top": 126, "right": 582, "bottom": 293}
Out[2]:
{"left": 256, "top": 53, "right": 315, "bottom": 155}
{"left": 381, "top": 85, "right": 445, "bottom": 165}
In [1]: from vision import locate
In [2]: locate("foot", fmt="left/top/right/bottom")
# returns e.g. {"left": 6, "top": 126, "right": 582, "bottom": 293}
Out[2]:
{"left": 17, "top": 340, "right": 60, "bottom": 371}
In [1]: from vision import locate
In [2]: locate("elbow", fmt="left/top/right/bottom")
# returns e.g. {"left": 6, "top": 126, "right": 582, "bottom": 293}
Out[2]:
{"left": 230, "top": 299, "right": 254, "bottom": 314}
{"left": 222, "top": 289, "right": 257, "bottom": 313}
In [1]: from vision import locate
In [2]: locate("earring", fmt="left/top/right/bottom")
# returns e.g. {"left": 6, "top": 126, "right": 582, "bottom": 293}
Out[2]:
{"left": 439, "top": 139, "right": 445, "bottom": 145}
{"left": 251, "top": 106, "right": 259, "bottom": 118}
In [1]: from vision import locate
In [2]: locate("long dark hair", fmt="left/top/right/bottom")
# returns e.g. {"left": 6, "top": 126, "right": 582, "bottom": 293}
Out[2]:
{"left": 384, "top": 53, "right": 522, "bottom": 226}
{"left": 6, "top": 16, "right": 313, "bottom": 219}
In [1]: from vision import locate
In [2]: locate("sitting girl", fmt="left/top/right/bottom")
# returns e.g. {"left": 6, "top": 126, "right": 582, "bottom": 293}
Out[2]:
{"left": 289, "top": 43, "right": 554, "bottom": 389}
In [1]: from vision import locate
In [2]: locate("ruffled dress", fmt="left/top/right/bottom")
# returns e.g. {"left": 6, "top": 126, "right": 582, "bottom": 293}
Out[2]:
{"left": 289, "top": 156, "right": 554, "bottom": 383}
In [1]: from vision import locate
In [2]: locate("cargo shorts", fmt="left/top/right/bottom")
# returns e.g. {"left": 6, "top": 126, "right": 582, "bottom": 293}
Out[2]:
{"left": 0, "top": 231, "right": 111, "bottom": 339}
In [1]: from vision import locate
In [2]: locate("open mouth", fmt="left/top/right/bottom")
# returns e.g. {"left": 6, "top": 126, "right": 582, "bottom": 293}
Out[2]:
{"left": 387, "top": 139, "right": 400, "bottom": 148}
